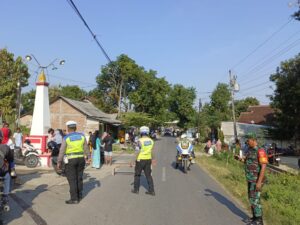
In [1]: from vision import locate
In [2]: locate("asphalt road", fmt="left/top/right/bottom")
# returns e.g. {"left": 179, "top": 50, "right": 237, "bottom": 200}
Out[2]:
{"left": 3, "top": 137, "right": 249, "bottom": 225}
{"left": 280, "top": 156, "right": 299, "bottom": 170}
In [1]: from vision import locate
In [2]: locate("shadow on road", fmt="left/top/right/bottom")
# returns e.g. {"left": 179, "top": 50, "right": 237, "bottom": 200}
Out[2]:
{"left": 204, "top": 188, "right": 248, "bottom": 222}
{"left": 4, "top": 184, "right": 48, "bottom": 225}
{"left": 82, "top": 173, "right": 101, "bottom": 198}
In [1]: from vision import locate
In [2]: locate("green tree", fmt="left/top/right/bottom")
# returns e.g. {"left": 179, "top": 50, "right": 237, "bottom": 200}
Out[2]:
{"left": 120, "top": 112, "right": 158, "bottom": 128}
{"left": 129, "top": 70, "right": 171, "bottom": 119}
{"left": 0, "top": 49, "right": 30, "bottom": 121}
{"left": 168, "top": 84, "right": 196, "bottom": 128}
{"left": 60, "top": 85, "right": 87, "bottom": 100}
{"left": 21, "top": 89, "right": 35, "bottom": 114}
{"left": 234, "top": 97, "right": 260, "bottom": 118}
{"left": 269, "top": 54, "right": 300, "bottom": 143}
{"left": 95, "top": 54, "right": 145, "bottom": 113}
{"left": 208, "top": 83, "right": 231, "bottom": 128}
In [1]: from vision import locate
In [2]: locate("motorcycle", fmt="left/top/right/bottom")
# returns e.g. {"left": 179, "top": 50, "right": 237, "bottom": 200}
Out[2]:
{"left": 47, "top": 141, "right": 65, "bottom": 176}
{"left": 266, "top": 144, "right": 281, "bottom": 166}
{"left": 13, "top": 140, "right": 41, "bottom": 168}
{"left": 150, "top": 131, "right": 157, "bottom": 140}
{"left": 175, "top": 140, "right": 193, "bottom": 173}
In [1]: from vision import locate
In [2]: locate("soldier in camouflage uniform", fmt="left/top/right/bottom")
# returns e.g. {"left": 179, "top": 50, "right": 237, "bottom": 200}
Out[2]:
{"left": 235, "top": 132, "right": 268, "bottom": 225}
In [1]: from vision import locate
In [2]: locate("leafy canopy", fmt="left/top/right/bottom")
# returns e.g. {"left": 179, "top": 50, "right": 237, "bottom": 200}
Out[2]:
{"left": 0, "top": 49, "right": 30, "bottom": 121}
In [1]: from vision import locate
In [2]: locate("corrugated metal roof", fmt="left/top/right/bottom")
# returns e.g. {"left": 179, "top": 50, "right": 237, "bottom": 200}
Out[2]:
{"left": 60, "top": 96, "right": 121, "bottom": 124}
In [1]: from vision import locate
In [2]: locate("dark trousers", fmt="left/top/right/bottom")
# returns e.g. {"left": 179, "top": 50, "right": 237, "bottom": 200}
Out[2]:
{"left": 133, "top": 159, "right": 154, "bottom": 192}
{"left": 65, "top": 157, "right": 85, "bottom": 201}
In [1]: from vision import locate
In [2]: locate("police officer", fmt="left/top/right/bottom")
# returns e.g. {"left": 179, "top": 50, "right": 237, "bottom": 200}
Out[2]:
{"left": 57, "top": 121, "right": 89, "bottom": 204}
{"left": 131, "top": 126, "right": 156, "bottom": 196}
{"left": 235, "top": 132, "right": 268, "bottom": 225}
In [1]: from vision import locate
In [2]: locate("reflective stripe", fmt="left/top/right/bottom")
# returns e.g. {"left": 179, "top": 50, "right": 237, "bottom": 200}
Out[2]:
{"left": 67, "top": 154, "right": 84, "bottom": 159}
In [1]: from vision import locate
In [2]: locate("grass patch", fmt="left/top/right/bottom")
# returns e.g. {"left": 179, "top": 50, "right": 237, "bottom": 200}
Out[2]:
{"left": 197, "top": 151, "right": 300, "bottom": 225}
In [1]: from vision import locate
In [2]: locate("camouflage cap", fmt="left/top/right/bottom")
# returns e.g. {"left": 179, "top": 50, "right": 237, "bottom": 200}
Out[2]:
{"left": 245, "top": 132, "right": 257, "bottom": 140}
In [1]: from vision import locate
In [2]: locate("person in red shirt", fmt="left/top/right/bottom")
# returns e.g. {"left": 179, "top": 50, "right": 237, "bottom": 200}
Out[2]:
{"left": 0, "top": 122, "right": 12, "bottom": 145}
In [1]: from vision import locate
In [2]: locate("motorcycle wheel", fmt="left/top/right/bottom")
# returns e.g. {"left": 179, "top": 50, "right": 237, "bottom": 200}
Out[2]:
{"left": 25, "top": 155, "right": 39, "bottom": 168}
{"left": 3, "top": 205, "right": 9, "bottom": 212}
{"left": 183, "top": 160, "right": 188, "bottom": 173}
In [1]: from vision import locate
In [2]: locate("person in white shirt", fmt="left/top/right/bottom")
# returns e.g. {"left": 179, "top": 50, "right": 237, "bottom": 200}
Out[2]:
{"left": 13, "top": 127, "right": 23, "bottom": 148}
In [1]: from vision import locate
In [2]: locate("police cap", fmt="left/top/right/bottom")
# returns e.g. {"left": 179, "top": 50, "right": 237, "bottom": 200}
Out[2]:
{"left": 66, "top": 120, "right": 77, "bottom": 128}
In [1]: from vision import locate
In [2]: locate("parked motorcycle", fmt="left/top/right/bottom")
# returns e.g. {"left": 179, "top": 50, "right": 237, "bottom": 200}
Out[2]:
{"left": 47, "top": 141, "right": 65, "bottom": 175}
{"left": 175, "top": 140, "right": 193, "bottom": 173}
{"left": 14, "top": 140, "right": 41, "bottom": 168}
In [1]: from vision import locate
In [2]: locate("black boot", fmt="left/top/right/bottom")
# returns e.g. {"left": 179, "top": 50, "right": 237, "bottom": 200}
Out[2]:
{"left": 249, "top": 216, "right": 263, "bottom": 225}
{"left": 246, "top": 212, "right": 255, "bottom": 224}
{"left": 255, "top": 217, "right": 264, "bottom": 225}
{"left": 78, "top": 192, "right": 83, "bottom": 202}
{"left": 131, "top": 189, "right": 139, "bottom": 194}
{"left": 65, "top": 199, "right": 79, "bottom": 204}
{"left": 145, "top": 191, "right": 155, "bottom": 196}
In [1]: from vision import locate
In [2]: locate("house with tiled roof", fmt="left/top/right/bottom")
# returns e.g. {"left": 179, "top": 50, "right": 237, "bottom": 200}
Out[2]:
{"left": 238, "top": 105, "right": 275, "bottom": 126}
{"left": 20, "top": 96, "right": 121, "bottom": 136}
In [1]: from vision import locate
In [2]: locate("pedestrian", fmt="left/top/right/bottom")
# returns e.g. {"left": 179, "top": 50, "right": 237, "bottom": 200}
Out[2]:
{"left": 234, "top": 132, "right": 268, "bottom": 225}
{"left": 102, "top": 132, "right": 114, "bottom": 166}
{"left": 131, "top": 126, "right": 156, "bottom": 196}
{"left": 54, "top": 129, "right": 63, "bottom": 149}
{"left": 57, "top": 121, "right": 89, "bottom": 204}
{"left": 13, "top": 127, "right": 23, "bottom": 148}
{"left": 47, "top": 128, "right": 55, "bottom": 143}
{"left": 216, "top": 139, "right": 222, "bottom": 152}
{"left": 0, "top": 122, "right": 11, "bottom": 145}
{"left": 91, "top": 130, "right": 101, "bottom": 169}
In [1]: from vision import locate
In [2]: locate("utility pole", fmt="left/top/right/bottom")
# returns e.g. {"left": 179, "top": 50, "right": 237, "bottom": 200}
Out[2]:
{"left": 197, "top": 98, "right": 202, "bottom": 142}
{"left": 118, "top": 76, "right": 123, "bottom": 118}
{"left": 229, "top": 70, "right": 239, "bottom": 142}
{"left": 16, "top": 78, "right": 21, "bottom": 128}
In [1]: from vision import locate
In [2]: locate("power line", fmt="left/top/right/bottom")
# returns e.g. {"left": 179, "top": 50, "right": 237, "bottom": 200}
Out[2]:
{"left": 238, "top": 30, "right": 300, "bottom": 82}
{"left": 240, "top": 80, "right": 270, "bottom": 92}
{"left": 28, "top": 68, "right": 97, "bottom": 88}
{"left": 230, "top": 17, "right": 293, "bottom": 70}
{"left": 66, "top": 0, "right": 112, "bottom": 63}
{"left": 239, "top": 38, "right": 300, "bottom": 80}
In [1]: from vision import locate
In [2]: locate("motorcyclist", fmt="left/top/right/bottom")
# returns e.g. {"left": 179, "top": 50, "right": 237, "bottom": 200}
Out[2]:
{"left": 177, "top": 134, "right": 195, "bottom": 162}
{"left": 0, "top": 136, "right": 14, "bottom": 205}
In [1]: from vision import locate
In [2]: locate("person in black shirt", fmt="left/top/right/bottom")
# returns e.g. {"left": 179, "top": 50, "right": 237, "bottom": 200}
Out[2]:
{"left": 102, "top": 132, "right": 114, "bottom": 166}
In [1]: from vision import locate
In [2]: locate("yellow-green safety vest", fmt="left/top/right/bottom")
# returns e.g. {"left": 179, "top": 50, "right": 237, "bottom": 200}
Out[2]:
{"left": 137, "top": 137, "right": 154, "bottom": 160}
{"left": 65, "top": 132, "right": 85, "bottom": 159}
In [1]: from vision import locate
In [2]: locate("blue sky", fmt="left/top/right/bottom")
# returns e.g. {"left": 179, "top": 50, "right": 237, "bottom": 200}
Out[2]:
{"left": 1, "top": 0, "right": 300, "bottom": 105}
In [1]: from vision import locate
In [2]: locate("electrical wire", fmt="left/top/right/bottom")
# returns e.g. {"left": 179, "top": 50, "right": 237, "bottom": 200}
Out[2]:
{"left": 238, "top": 38, "right": 300, "bottom": 80}
{"left": 66, "top": 0, "right": 112, "bottom": 63}
{"left": 240, "top": 80, "right": 271, "bottom": 92}
{"left": 230, "top": 17, "right": 293, "bottom": 70}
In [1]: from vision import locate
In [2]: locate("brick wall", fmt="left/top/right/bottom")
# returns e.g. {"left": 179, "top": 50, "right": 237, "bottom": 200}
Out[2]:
{"left": 50, "top": 99, "right": 87, "bottom": 133}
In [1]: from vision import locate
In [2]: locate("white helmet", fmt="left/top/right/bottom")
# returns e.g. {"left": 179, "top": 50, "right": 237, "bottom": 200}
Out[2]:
{"left": 140, "top": 126, "right": 150, "bottom": 135}
{"left": 181, "top": 134, "right": 187, "bottom": 139}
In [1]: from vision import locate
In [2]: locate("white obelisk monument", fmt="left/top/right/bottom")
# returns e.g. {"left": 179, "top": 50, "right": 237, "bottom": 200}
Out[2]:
{"left": 28, "top": 70, "right": 51, "bottom": 155}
